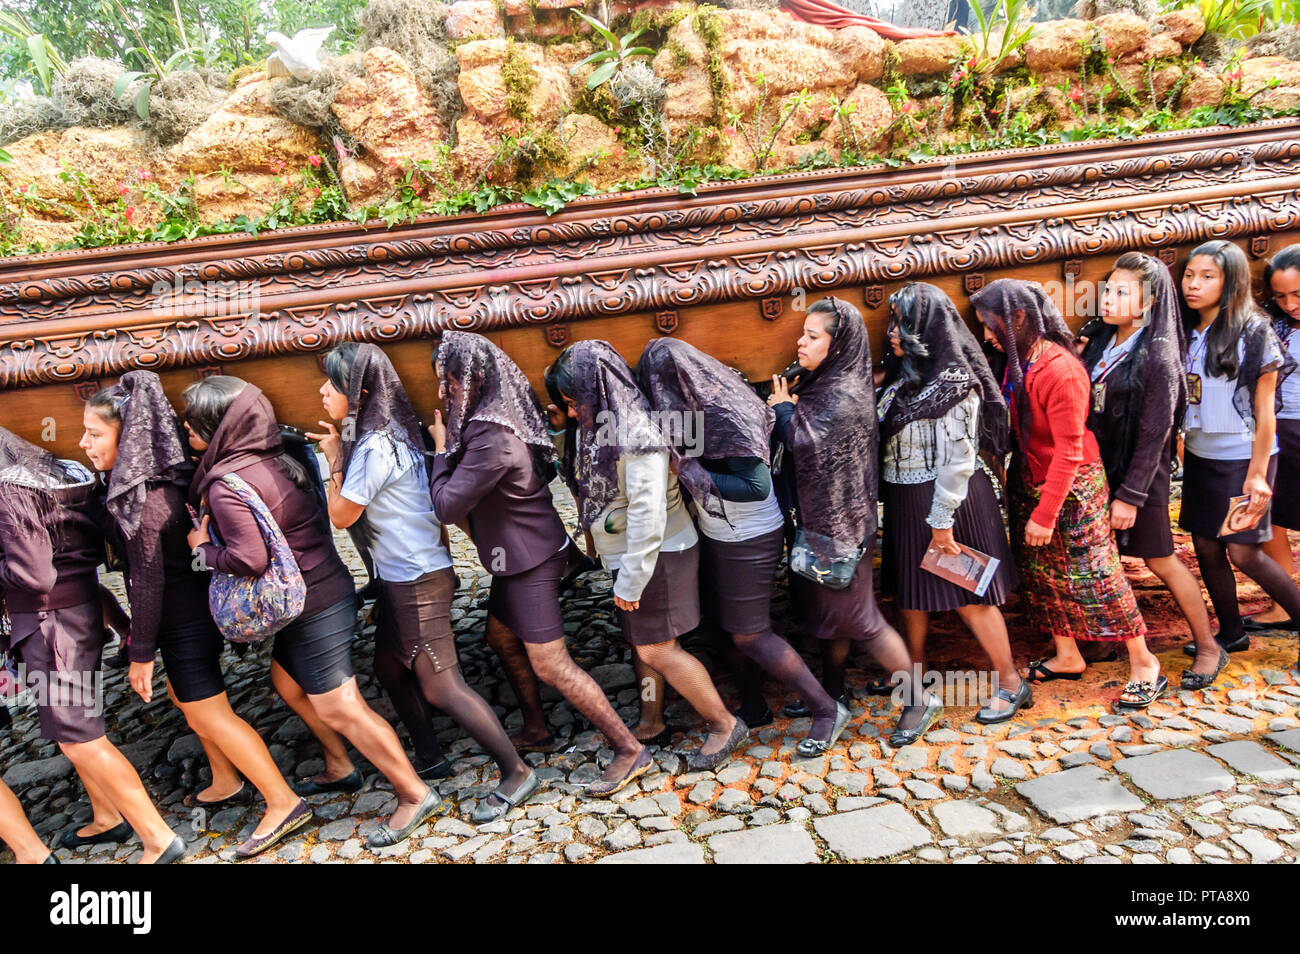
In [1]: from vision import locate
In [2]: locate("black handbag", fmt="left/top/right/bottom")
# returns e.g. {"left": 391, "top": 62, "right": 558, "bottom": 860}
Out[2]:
{"left": 787, "top": 509, "right": 863, "bottom": 590}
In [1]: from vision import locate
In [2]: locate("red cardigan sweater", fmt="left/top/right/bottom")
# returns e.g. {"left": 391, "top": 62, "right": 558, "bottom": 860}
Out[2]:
{"left": 1013, "top": 343, "right": 1101, "bottom": 528}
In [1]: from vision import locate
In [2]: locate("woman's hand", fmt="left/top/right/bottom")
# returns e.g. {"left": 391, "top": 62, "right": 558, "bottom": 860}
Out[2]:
{"left": 546, "top": 403, "right": 567, "bottom": 431}
{"left": 614, "top": 595, "right": 640, "bottom": 612}
{"left": 428, "top": 409, "right": 447, "bottom": 454}
{"left": 186, "top": 514, "right": 211, "bottom": 550}
{"left": 928, "top": 526, "right": 961, "bottom": 556}
{"left": 129, "top": 660, "right": 154, "bottom": 703}
{"left": 1243, "top": 470, "right": 1273, "bottom": 517}
{"left": 1109, "top": 499, "right": 1138, "bottom": 531}
{"left": 1024, "top": 518, "right": 1053, "bottom": 547}
{"left": 768, "top": 375, "right": 797, "bottom": 407}
{"left": 305, "top": 420, "right": 341, "bottom": 465}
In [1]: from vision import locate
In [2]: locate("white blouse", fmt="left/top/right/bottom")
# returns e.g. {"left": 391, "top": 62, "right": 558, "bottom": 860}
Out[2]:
{"left": 879, "top": 389, "right": 980, "bottom": 530}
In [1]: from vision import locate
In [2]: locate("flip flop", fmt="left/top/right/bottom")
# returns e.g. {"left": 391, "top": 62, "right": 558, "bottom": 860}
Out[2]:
{"left": 1115, "top": 675, "right": 1168, "bottom": 711}
{"left": 1024, "top": 658, "right": 1084, "bottom": 683}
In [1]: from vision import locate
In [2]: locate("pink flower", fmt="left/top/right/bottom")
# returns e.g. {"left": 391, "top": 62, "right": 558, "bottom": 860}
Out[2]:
{"left": 1104, "top": 37, "right": 1113, "bottom": 50}
{"left": 966, "top": 57, "right": 977, "bottom": 70}
{"left": 613, "top": 126, "right": 622, "bottom": 135}
{"left": 269, "top": 159, "right": 286, "bottom": 174}
{"left": 723, "top": 124, "right": 737, "bottom": 136}
{"left": 612, "top": 144, "right": 625, "bottom": 158}
{"left": 899, "top": 102, "right": 916, "bottom": 115}
{"left": 1226, "top": 68, "right": 1244, "bottom": 82}
{"left": 137, "top": 169, "right": 152, "bottom": 182}
{"left": 124, "top": 207, "right": 136, "bottom": 223}
{"left": 308, "top": 154, "right": 322, "bottom": 168}
{"left": 486, "top": 170, "right": 493, "bottom": 181}
{"left": 118, "top": 184, "right": 129, "bottom": 196}
{"left": 818, "top": 105, "right": 833, "bottom": 121}
{"left": 1068, "top": 86, "right": 1083, "bottom": 103}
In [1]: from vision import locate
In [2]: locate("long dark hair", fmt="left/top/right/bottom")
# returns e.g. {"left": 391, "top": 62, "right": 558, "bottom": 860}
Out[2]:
{"left": 1082, "top": 251, "right": 1163, "bottom": 414}
{"left": 323, "top": 342, "right": 359, "bottom": 399}
{"left": 180, "top": 376, "right": 311, "bottom": 489}
{"left": 544, "top": 348, "right": 579, "bottom": 491}
{"left": 885, "top": 284, "right": 926, "bottom": 395}
{"left": 1181, "top": 240, "right": 1257, "bottom": 379}
{"left": 1263, "top": 243, "right": 1300, "bottom": 330}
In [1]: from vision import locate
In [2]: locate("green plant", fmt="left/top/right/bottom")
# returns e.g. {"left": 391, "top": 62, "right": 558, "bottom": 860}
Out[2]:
{"left": 1159, "top": 0, "right": 1270, "bottom": 38}
{"left": 569, "top": 10, "right": 656, "bottom": 90}
{"left": 726, "top": 73, "right": 814, "bottom": 172}
{"left": 962, "top": 0, "right": 1039, "bottom": 76}
{"left": 0, "top": 10, "right": 68, "bottom": 95}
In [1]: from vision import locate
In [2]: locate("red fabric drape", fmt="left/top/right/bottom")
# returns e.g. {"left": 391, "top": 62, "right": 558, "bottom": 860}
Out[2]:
{"left": 780, "top": 0, "right": 954, "bottom": 37}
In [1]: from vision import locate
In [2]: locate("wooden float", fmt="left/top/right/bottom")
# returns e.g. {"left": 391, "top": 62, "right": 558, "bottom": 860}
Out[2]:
{"left": 3, "top": 119, "right": 1300, "bottom": 457}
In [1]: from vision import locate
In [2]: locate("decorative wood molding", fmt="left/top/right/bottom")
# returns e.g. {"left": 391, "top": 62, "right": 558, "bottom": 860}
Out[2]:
{"left": 2, "top": 121, "right": 1299, "bottom": 392}
{"left": 760, "top": 296, "right": 784, "bottom": 320}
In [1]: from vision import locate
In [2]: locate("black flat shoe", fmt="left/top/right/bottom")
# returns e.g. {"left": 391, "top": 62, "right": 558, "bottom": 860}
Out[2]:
{"left": 151, "top": 836, "right": 186, "bottom": 865}
{"left": 42, "top": 853, "right": 59, "bottom": 864}
{"left": 976, "top": 680, "right": 1033, "bottom": 725}
{"left": 182, "top": 781, "right": 252, "bottom": 809}
{"left": 1181, "top": 647, "right": 1231, "bottom": 691}
{"left": 736, "top": 704, "right": 774, "bottom": 729}
{"left": 59, "top": 820, "right": 132, "bottom": 850}
{"left": 782, "top": 693, "right": 847, "bottom": 718}
{"left": 293, "top": 768, "right": 364, "bottom": 797}
{"left": 1241, "top": 616, "right": 1299, "bottom": 633}
{"left": 1182, "top": 630, "right": 1250, "bottom": 657}
{"left": 415, "top": 757, "right": 453, "bottom": 781}
{"left": 888, "top": 696, "right": 943, "bottom": 748}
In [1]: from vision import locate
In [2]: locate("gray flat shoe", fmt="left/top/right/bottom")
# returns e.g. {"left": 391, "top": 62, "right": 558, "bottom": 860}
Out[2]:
{"left": 471, "top": 770, "right": 540, "bottom": 825}
{"left": 796, "top": 702, "right": 851, "bottom": 757}
{"left": 366, "top": 789, "right": 450, "bottom": 849}
{"left": 686, "top": 717, "right": 749, "bottom": 773}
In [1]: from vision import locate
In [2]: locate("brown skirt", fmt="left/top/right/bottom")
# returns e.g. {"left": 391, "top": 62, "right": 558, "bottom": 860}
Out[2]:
{"left": 378, "top": 567, "right": 458, "bottom": 673}
{"left": 488, "top": 543, "right": 571, "bottom": 644}
{"left": 1179, "top": 452, "right": 1278, "bottom": 544}
{"left": 9, "top": 600, "right": 106, "bottom": 744}
{"left": 699, "top": 527, "right": 784, "bottom": 635}
{"left": 791, "top": 538, "right": 892, "bottom": 642}
{"left": 613, "top": 545, "right": 702, "bottom": 647}
{"left": 881, "top": 470, "right": 1017, "bottom": 611}
{"left": 1274, "top": 418, "right": 1300, "bottom": 530}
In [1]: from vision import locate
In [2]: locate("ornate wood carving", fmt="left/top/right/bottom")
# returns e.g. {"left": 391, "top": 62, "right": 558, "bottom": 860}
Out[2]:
{"left": 655, "top": 309, "right": 680, "bottom": 335}
{"left": 1, "top": 122, "right": 1298, "bottom": 392}
{"left": 963, "top": 273, "right": 985, "bottom": 294}
{"left": 863, "top": 285, "right": 884, "bottom": 309}
{"left": 1063, "top": 259, "right": 1083, "bottom": 278}
{"left": 760, "top": 297, "right": 783, "bottom": 320}
{"left": 1250, "top": 235, "right": 1270, "bottom": 258}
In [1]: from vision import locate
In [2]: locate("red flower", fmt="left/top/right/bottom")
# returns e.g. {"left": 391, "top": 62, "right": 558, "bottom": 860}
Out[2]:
{"left": 118, "top": 184, "right": 129, "bottom": 196}
{"left": 312, "top": 186, "right": 322, "bottom": 196}
{"left": 967, "top": 57, "right": 977, "bottom": 70}
{"left": 124, "top": 207, "right": 136, "bottom": 223}
{"left": 723, "top": 124, "right": 737, "bottom": 136}
{"left": 612, "top": 144, "right": 625, "bottom": 158}
{"left": 899, "top": 102, "right": 916, "bottom": 115}
{"left": 269, "top": 158, "right": 286, "bottom": 174}
{"left": 1226, "top": 68, "right": 1244, "bottom": 82}
{"left": 818, "top": 105, "right": 833, "bottom": 121}
{"left": 15, "top": 185, "right": 27, "bottom": 195}
{"left": 386, "top": 157, "right": 400, "bottom": 169}
{"left": 486, "top": 170, "right": 493, "bottom": 181}
{"left": 308, "top": 154, "right": 322, "bottom": 168}
{"left": 613, "top": 126, "right": 622, "bottom": 135}
{"left": 1068, "top": 86, "right": 1083, "bottom": 103}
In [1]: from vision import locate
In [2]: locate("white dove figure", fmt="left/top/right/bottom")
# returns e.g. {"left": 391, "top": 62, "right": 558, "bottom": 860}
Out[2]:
{"left": 265, "top": 26, "right": 335, "bottom": 82}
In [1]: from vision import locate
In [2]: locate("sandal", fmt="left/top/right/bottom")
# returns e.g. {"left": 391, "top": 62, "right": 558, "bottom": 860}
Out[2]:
{"left": 471, "top": 770, "right": 541, "bottom": 824}
{"left": 1115, "top": 675, "right": 1168, "bottom": 711}
{"left": 1024, "top": 658, "right": 1084, "bottom": 683}
{"left": 586, "top": 748, "right": 653, "bottom": 798}
{"left": 1180, "top": 648, "right": 1230, "bottom": 691}
{"left": 796, "top": 701, "right": 851, "bottom": 758}
{"left": 367, "top": 788, "right": 451, "bottom": 849}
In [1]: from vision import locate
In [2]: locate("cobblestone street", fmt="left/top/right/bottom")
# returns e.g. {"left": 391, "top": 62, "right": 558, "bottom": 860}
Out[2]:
{"left": 4, "top": 481, "right": 1300, "bottom": 865}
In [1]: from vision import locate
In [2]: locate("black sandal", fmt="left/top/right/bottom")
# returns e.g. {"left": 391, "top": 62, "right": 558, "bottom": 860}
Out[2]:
{"left": 1115, "top": 675, "right": 1168, "bottom": 711}
{"left": 1024, "top": 658, "right": 1084, "bottom": 683}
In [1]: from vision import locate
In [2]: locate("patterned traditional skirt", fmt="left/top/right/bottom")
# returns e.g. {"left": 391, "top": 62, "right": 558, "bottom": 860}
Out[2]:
{"left": 1009, "top": 458, "right": 1147, "bottom": 642}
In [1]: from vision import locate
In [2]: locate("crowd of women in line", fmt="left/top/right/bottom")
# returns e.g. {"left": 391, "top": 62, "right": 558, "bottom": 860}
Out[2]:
{"left": 1, "top": 238, "right": 1298, "bottom": 867}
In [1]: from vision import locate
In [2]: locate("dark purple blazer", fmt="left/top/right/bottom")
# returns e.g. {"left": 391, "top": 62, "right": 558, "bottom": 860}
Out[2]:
{"left": 0, "top": 479, "right": 103, "bottom": 620}
{"left": 430, "top": 420, "right": 568, "bottom": 577}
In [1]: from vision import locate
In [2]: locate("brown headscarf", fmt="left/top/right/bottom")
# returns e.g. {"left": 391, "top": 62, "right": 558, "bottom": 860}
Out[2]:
{"left": 189, "top": 383, "right": 283, "bottom": 505}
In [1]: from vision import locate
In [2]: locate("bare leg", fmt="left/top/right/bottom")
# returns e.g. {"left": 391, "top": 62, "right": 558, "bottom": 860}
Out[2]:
{"left": 307, "top": 677, "right": 431, "bottom": 830}
{"left": 175, "top": 692, "right": 302, "bottom": 838}
{"left": 60, "top": 738, "right": 176, "bottom": 863}
{"left": 629, "top": 654, "right": 666, "bottom": 741}
{"left": 634, "top": 640, "right": 736, "bottom": 756}
{"left": 485, "top": 614, "right": 551, "bottom": 747}
{"left": 1022, "top": 634, "right": 1087, "bottom": 678}
{"left": 0, "top": 780, "right": 51, "bottom": 863}
{"left": 271, "top": 661, "right": 354, "bottom": 782}
{"left": 1252, "top": 527, "right": 1296, "bottom": 623}
{"left": 954, "top": 604, "right": 1022, "bottom": 714}
{"left": 167, "top": 681, "right": 241, "bottom": 801}
{"left": 525, "top": 639, "right": 643, "bottom": 784}
{"left": 73, "top": 766, "right": 125, "bottom": 837}
{"left": 1144, "top": 554, "right": 1218, "bottom": 675}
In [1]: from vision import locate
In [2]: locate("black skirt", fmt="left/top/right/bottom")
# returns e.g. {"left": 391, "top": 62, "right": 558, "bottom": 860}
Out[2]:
{"left": 272, "top": 592, "right": 358, "bottom": 694}
{"left": 881, "top": 470, "right": 1017, "bottom": 612}
{"left": 159, "top": 616, "right": 227, "bottom": 704}
{"left": 613, "top": 545, "right": 701, "bottom": 647}
{"left": 1179, "top": 452, "right": 1278, "bottom": 544}
{"left": 791, "top": 538, "right": 891, "bottom": 642}
{"left": 488, "top": 543, "right": 570, "bottom": 644}
{"left": 1116, "top": 452, "right": 1175, "bottom": 560}
{"left": 699, "top": 527, "right": 784, "bottom": 635}
{"left": 1274, "top": 418, "right": 1300, "bottom": 530}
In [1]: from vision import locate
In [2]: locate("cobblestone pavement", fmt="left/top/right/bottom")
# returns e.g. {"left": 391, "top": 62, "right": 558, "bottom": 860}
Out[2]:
{"left": 3, "top": 480, "right": 1300, "bottom": 864}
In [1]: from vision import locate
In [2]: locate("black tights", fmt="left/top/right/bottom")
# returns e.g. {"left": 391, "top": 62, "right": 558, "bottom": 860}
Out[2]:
{"left": 733, "top": 630, "right": 838, "bottom": 736}
{"left": 410, "top": 653, "right": 528, "bottom": 789}
{"left": 1193, "top": 534, "right": 1300, "bottom": 635}
{"left": 372, "top": 640, "right": 445, "bottom": 769}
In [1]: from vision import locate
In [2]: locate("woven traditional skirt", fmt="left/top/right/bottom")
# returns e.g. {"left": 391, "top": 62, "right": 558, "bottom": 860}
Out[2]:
{"left": 1009, "top": 458, "right": 1147, "bottom": 642}
{"left": 1274, "top": 418, "right": 1300, "bottom": 530}
{"left": 881, "top": 469, "right": 1018, "bottom": 611}
{"left": 1179, "top": 452, "right": 1278, "bottom": 544}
